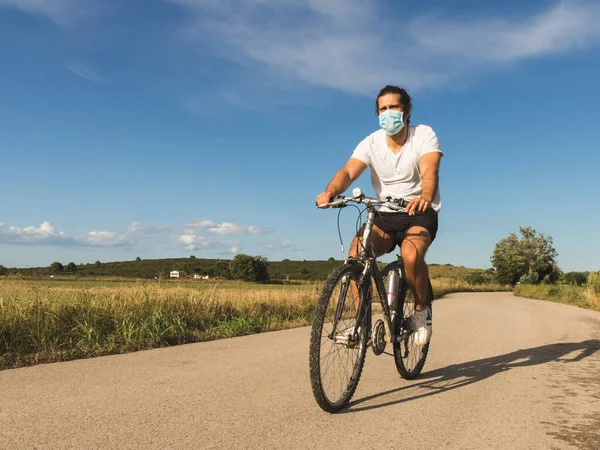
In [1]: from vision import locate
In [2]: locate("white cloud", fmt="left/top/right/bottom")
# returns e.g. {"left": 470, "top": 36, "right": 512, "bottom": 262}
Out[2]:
{"left": 83, "top": 231, "right": 131, "bottom": 246}
{"left": 24, "top": 221, "right": 58, "bottom": 236}
{"left": 266, "top": 240, "right": 292, "bottom": 250}
{"left": 409, "top": 1, "right": 600, "bottom": 62}
{"left": 125, "top": 222, "right": 171, "bottom": 234}
{"left": 179, "top": 234, "right": 194, "bottom": 246}
{"left": 0, "top": 221, "right": 132, "bottom": 247}
{"left": 126, "top": 222, "right": 145, "bottom": 233}
{"left": 166, "top": 0, "right": 600, "bottom": 94}
{"left": 0, "top": 0, "right": 101, "bottom": 26}
{"left": 2, "top": 221, "right": 66, "bottom": 244}
{"left": 208, "top": 222, "right": 262, "bottom": 235}
{"left": 178, "top": 233, "right": 238, "bottom": 252}
{"left": 0, "top": 218, "right": 259, "bottom": 253}
{"left": 179, "top": 218, "right": 261, "bottom": 251}
{"left": 184, "top": 219, "right": 216, "bottom": 234}
{"left": 179, "top": 233, "right": 208, "bottom": 251}
{"left": 66, "top": 62, "right": 107, "bottom": 83}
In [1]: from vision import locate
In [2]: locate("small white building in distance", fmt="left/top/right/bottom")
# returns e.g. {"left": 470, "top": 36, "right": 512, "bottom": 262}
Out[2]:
{"left": 170, "top": 270, "right": 186, "bottom": 278}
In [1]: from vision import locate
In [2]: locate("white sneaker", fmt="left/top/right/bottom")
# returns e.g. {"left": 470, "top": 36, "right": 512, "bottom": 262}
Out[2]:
{"left": 412, "top": 307, "right": 432, "bottom": 346}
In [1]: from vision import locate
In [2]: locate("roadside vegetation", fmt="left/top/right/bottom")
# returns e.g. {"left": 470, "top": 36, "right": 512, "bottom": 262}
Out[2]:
{"left": 2, "top": 224, "right": 597, "bottom": 371}
{"left": 514, "top": 273, "right": 600, "bottom": 312}
{"left": 0, "top": 265, "right": 507, "bottom": 371}
{"left": 489, "top": 226, "right": 600, "bottom": 312}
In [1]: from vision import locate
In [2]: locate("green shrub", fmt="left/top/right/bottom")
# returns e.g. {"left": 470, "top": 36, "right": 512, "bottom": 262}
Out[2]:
{"left": 547, "top": 286, "right": 560, "bottom": 296}
{"left": 468, "top": 272, "right": 485, "bottom": 284}
{"left": 588, "top": 272, "right": 600, "bottom": 295}
{"left": 467, "top": 270, "right": 496, "bottom": 285}
{"left": 542, "top": 274, "right": 555, "bottom": 284}
{"left": 519, "top": 272, "right": 539, "bottom": 285}
{"left": 562, "top": 271, "right": 588, "bottom": 286}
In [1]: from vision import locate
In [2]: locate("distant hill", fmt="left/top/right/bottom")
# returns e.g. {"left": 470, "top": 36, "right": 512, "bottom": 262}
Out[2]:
{"left": 7, "top": 257, "right": 490, "bottom": 282}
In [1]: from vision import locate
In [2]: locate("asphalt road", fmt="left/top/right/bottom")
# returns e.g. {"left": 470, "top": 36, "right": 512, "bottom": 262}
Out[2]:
{"left": 1, "top": 292, "right": 599, "bottom": 450}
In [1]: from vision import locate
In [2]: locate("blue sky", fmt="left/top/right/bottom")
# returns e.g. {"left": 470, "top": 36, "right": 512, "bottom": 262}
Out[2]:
{"left": 1, "top": 0, "right": 599, "bottom": 272}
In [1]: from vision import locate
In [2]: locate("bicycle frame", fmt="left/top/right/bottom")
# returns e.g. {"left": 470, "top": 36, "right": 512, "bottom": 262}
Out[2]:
{"left": 347, "top": 206, "right": 403, "bottom": 346}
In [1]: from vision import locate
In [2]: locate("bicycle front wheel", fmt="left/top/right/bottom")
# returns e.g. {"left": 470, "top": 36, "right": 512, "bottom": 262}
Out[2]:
{"left": 309, "top": 263, "right": 368, "bottom": 413}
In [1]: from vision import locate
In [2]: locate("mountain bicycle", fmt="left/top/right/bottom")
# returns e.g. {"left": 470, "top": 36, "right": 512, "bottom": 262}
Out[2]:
{"left": 309, "top": 188, "right": 434, "bottom": 413}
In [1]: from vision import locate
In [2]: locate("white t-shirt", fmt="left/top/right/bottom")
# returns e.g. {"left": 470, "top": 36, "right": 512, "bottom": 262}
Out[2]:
{"left": 351, "top": 124, "right": 444, "bottom": 212}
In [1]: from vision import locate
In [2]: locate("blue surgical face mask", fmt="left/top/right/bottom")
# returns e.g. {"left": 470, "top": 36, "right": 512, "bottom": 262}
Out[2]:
{"left": 378, "top": 110, "right": 404, "bottom": 136}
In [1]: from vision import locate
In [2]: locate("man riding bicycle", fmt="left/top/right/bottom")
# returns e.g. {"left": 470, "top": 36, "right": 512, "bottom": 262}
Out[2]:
{"left": 316, "top": 85, "right": 443, "bottom": 347}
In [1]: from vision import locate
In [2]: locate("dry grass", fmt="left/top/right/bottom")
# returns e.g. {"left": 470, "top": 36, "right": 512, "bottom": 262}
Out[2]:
{"left": 0, "top": 279, "right": 318, "bottom": 370}
{"left": 514, "top": 283, "right": 600, "bottom": 312}
{"left": 431, "top": 277, "right": 510, "bottom": 296}
{"left": 0, "top": 275, "right": 509, "bottom": 371}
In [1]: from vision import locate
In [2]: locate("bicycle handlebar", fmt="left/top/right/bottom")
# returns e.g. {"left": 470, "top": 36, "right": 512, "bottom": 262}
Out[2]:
{"left": 317, "top": 190, "right": 409, "bottom": 211}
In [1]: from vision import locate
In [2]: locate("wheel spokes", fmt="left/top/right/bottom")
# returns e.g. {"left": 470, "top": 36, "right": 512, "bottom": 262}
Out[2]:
{"left": 398, "top": 296, "right": 425, "bottom": 372}
{"left": 318, "top": 274, "right": 362, "bottom": 404}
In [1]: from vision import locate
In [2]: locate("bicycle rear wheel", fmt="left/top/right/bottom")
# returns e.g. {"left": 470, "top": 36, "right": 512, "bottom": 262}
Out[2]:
{"left": 395, "top": 278, "right": 433, "bottom": 379}
{"left": 382, "top": 261, "right": 432, "bottom": 380}
{"left": 309, "top": 263, "right": 368, "bottom": 413}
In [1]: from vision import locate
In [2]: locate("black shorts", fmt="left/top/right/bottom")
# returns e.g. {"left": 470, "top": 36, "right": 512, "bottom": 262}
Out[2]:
{"left": 357, "top": 209, "right": 439, "bottom": 253}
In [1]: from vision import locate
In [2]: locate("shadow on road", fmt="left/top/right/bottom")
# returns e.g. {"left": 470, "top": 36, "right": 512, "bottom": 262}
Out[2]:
{"left": 342, "top": 339, "right": 600, "bottom": 413}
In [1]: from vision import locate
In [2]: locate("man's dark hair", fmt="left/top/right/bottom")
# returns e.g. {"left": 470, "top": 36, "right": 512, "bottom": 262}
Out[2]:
{"left": 375, "top": 85, "right": 412, "bottom": 125}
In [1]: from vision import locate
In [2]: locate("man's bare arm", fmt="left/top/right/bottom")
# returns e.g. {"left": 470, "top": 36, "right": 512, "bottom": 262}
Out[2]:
{"left": 406, "top": 152, "right": 442, "bottom": 215}
{"left": 316, "top": 158, "right": 367, "bottom": 207}
{"left": 420, "top": 152, "right": 442, "bottom": 202}
{"left": 325, "top": 158, "right": 367, "bottom": 196}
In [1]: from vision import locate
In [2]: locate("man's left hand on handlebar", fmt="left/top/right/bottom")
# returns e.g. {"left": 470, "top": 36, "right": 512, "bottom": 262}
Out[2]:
{"left": 405, "top": 197, "right": 431, "bottom": 216}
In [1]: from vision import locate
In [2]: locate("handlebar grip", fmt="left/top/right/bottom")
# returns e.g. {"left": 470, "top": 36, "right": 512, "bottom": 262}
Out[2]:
{"left": 329, "top": 198, "right": 344, "bottom": 208}
{"left": 316, "top": 195, "right": 345, "bottom": 209}
{"left": 385, "top": 196, "right": 409, "bottom": 208}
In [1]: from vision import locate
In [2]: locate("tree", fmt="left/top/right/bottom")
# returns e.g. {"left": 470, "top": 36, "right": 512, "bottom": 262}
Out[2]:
{"left": 562, "top": 272, "right": 588, "bottom": 286}
{"left": 136, "top": 256, "right": 142, "bottom": 262}
{"left": 213, "top": 261, "right": 231, "bottom": 279}
{"left": 229, "top": 254, "right": 269, "bottom": 282}
{"left": 50, "top": 262, "right": 64, "bottom": 273}
{"left": 0, "top": 265, "right": 7, "bottom": 276}
{"left": 65, "top": 262, "right": 77, "bottom": 273}
{"left": 491, "top": 226, "right": 560, "bottom": 285}
{"left": 95, "top": 260, "right": 102, "bottom": 268}
{"left": 183, "top": 263, "right": 195, "bottom": 276}
{"left": 327, "top": 257, "right": 336, "bottom": 263}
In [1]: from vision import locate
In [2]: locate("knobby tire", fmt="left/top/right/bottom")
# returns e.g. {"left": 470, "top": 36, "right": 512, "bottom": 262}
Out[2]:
{"left": 309, "top": 263, "right": 368, "bottom": 413}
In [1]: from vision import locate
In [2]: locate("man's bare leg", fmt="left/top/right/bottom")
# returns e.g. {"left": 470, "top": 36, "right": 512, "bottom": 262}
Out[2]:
{"left": 348, "top": 225, "right": 395, "bottom": 310}
{"left": 400, "top": 226, "right": 432, "bottom": 311}
{"left": 401, "top": 226, "right": 433, "bottom": 345}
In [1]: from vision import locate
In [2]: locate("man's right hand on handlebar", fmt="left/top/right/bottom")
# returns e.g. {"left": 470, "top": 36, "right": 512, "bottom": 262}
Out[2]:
{"left": 316, "top": 191, "right": 336, "bottom": 208}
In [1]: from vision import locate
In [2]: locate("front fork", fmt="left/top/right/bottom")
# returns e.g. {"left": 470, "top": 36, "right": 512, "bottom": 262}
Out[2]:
{"left": 329, "top": 272, "right": 353, "bottom": 340}
{"left": 328, "top": 266, "right": 370, "bottom": 344}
